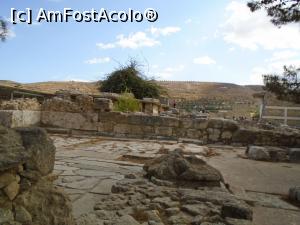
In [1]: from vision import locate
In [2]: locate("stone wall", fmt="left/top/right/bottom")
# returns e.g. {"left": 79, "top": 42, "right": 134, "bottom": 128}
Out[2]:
{"left": 0, "top": 110, "right": 41, "bottom": 128}
{"left": 0, "top": 125, "right": 74, "bottom": 225}
{"left": 41, "top": 111, "right": 300, "bottom": 147}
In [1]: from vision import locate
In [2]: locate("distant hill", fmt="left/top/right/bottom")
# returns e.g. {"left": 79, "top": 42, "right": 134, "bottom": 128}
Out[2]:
{"left": 0, "top": 80, "right": 263, "bottom": 102}
{"left": 157, "top": 81, "right": 262, "bottom": 102}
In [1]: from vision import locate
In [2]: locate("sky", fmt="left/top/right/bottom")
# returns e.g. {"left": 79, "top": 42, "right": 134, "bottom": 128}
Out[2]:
{"left": 0, "top": 0, "right": 300, "bottom": 85}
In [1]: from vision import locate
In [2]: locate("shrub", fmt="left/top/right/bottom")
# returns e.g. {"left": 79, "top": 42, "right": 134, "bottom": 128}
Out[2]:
{"left": 100, "top": 60, "right": 165, "bottom": 99}
{"left": 114, "top": 92, "right": 140, "bottom": 112}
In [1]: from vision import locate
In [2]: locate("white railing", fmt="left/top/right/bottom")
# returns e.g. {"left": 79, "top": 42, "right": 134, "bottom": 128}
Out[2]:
{"left": 262, "top": 106, "right": 300, "bottom": 125}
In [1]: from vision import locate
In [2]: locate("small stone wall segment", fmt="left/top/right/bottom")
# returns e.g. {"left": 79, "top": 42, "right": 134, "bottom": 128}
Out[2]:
{"left": 0, "top": 110, "right": 41, "bottom": 128}
{"left": 0, "top": 125, "right": 75, "bottom": 225}
{"left": 41, "top": 111, "right": 300, "bottom": 147}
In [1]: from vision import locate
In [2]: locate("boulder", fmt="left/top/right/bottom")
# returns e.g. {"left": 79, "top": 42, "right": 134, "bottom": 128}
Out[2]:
{"left": 246, "top": 146, "right": 270, "bottom": 161}
{"left": 289, "top": 148, "right": 300, "bottom": 163}
{"left": 143, "top": 149, "right": 224, "bottom": 186}
{"left": 16, "top": 128, "right": 55, "bottom": 176}
{"left": 221, "top": 202, "right": 253, "bottom": 220}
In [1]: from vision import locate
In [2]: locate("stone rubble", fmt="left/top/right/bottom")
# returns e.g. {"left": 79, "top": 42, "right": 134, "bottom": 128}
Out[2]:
{"left": 76, "top": 151, "right": 253, "bottom": 225}
{"left": 0, "top": 98, "right": 41, "bottom": 111}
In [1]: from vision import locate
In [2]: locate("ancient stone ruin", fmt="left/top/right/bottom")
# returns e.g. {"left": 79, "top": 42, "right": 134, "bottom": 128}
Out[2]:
{"left": 0, "top": 93, "right": 300, "bottom": 225}
{"left": 0, "top": 125, "right": 74, "bottom": 225}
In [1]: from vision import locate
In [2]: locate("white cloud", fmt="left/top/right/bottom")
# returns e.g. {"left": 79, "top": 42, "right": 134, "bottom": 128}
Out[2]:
{"left": 150, "top": 65, "right": 185, "bottom": 80}
{"left": 248, "top": 51, "right": 300, "bottom": 84}
{"left": 228, "top": 47, "right": 235, "bottom": 52}
{"left": 267, "top": 50, "right": 299, "bottom": 62}
{"left": 149, "top": 26, "right": 181, "bottom": 36}
{"left": 164, "top": 65, "right": 185, "bottom": 73}
{"left": 116, "top": 32, "right": 159, "bottom": 49}
{"left": 185, "top": 18, "right": 192, "bottom": 24}
{"left": 193, "top": 56, "right": 216, "bottom": 65}
{"left": 222, "top": 1, "right": 300, "bottom": 50}
{"left": 96, "top": 43, "right": 115, "bottom": 49}
{"left": 96, "top": 26, "right": 179, "bottom": 50}
{"left": 84, "top": 57, "right": 111, "bottom": 64}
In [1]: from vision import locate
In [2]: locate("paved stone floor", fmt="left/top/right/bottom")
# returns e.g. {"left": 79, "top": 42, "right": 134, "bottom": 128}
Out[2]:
{"left": 52, "top": 135, "right": 300, "bottom": 225}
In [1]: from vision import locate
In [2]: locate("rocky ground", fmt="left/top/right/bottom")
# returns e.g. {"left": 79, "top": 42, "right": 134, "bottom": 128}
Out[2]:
{"left": 51, "top": 135, "right": 300, "bottom": 225}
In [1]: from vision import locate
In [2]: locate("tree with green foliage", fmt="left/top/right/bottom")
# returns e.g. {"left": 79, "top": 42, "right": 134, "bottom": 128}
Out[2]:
{"left": 114, "top": 92, "right": 140, "bottom": 112}
{"left": 100, "top": 61, "right": 165, "bottom": 99}
{"left": 247, "top": 0, "right": 300, "bottom": 26}
{"left": 263, "top": 66, "right": 300, "bottom": 103}
{"left": 0, "top": 18, "right": 8, "bottom": 41}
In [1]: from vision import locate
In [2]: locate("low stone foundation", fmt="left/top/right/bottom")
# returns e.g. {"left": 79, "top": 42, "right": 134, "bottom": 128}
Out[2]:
{"left": 41, "top": 111, "right": 300, "bottom": 147}
{"left": 0, "top": 109, "right": 299, "bottom": 147}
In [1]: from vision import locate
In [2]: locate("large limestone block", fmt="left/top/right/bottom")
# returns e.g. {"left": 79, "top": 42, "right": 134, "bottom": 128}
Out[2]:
{"left": 16, "top": 127, "right": 55, "bottom": 176}
{"left": 246, "top": 146, "right": 270, "bottom": 161}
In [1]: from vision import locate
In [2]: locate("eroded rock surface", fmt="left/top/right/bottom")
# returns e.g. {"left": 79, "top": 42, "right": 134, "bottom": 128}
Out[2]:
{"left": 78, "top": 176, "right": 252, "bottom": 225}
{"left": 143, "top": 149, "right": 224, "bottom": 187}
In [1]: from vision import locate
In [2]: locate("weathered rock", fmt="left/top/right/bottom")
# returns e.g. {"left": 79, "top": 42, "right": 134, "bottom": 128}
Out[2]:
{"left": 152, "top": 197, "right": 179, "bottom": 208}
{"left": 226, "top": 218, "right": 253, "bottom": 225}
{"left": 289, "top": 148, "right": 300, "bottom": 163}
{"left": 144, "top": 149, "right": 223, "bottom": 186}
{"left": 4, "top": 181, "right": 20, "bottom": 200}
{"left": 221, "top": 202, "right": 252, "bottom": 220}
{"left": 267, "top": 147, "right": 288, "bottom": 162}
{"left": 115, "top": 215, "right": 140, "bottom": 225}
{"left": 15, "top": 181, "right": 75, "bottom": 225}
{"left": 94, "top": 98, "right": 113, "bottom": 112}
{"left": 165, "top": 207, "right": 180, "bottom": 216}
{"left": 14, "top": 205, "right": 32, "bottom": 223}
{"left": 0, "top": 126, "right": 29, "bottom": 171}
{"left": 289, "top": 186, "right": 300, "bottom": 202}
{"left": 42, "top": 97, "right": 81, "bottom": 113}
{"left": 0, "top": 208, "right": 14, "bottom": 223}
{"left": 0, "top": 173, "right": 17, "bottom": 189}
{"left": 76, "top": 213, "right": 104, "bottom": 225}
{"left": 246, "top": 146, "right": 270, "bottom": 161}
{"left": 0, "top": 98, "right": 41, "bottom": 111}
{"left": 16, "top": 127, "right": 55, "bottom": 175}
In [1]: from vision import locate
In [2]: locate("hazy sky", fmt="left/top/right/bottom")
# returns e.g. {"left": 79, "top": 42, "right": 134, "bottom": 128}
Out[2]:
{"left": 1, "top": 0, "right": 300, "bottom": 84}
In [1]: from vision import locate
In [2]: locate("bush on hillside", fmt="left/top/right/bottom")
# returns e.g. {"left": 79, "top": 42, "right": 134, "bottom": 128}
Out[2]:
{"left": 100, "top": 60, "right": 165, "bottom": 99}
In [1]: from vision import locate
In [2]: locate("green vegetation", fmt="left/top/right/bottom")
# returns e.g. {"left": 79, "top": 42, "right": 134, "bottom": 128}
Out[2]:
{"left": 248, "top": 0, "right": 300, "bottom": 26}
{"left": 263, "top": 66, "right": 300, "bottom": 103}
{"left": 100, "top": 60, "right": 165, "bottom": 99}
{"left": 114, "top": 92, "right": 140, "bottom": 112}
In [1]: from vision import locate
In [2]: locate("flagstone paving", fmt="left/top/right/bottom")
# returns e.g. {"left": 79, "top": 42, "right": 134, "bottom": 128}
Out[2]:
{"left": 51, "top": 134, "right": 300, "bottom": 224}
